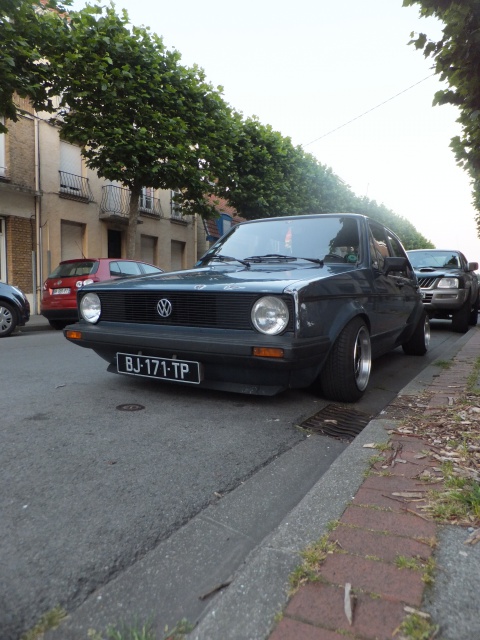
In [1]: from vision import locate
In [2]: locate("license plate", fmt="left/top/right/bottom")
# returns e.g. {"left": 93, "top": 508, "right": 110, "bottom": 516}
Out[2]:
{"left": 53, "top": 287, "right": 71, "bottom": 295}
{"left": 116, "top": 353, "right": 201, "bottom": 384}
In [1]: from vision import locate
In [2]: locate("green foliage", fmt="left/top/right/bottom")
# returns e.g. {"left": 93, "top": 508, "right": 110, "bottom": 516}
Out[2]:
{"left": 0, "top": 0, "right": 72, "bottom": 131}
{"left": 403, "top": 0, "right": 480, "bottom": 234}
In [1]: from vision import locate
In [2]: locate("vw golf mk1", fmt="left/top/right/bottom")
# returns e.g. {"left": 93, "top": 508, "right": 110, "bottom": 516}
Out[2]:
{"left": 64, "top": 214, "right": 429, "bottom": 402}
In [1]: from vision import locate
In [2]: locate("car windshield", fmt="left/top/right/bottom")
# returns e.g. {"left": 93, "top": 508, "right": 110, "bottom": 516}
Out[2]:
{"left": 408, "top": 251, "right": 461, "bottom": 269}
{"left": 49, "top": 261, "right": 98, "bottom": 277}
{"left": 200, "top": 216, "right": 361, "bottom": 265}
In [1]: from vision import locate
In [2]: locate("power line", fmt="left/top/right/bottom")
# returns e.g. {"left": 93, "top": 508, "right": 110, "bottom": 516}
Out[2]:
{"left": 303, "top": 74, "right": 435, "bottom": 147}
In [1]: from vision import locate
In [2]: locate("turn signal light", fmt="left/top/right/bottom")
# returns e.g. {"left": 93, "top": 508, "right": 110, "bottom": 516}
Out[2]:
{"left": 252, "top": 347, "right": 284, "bottom": 358}
{"left": 65, "top": 330, "right": 82, "bottom": 340}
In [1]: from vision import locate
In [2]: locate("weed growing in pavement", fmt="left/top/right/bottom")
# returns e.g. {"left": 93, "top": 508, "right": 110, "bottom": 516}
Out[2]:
{"left": 326, "top": 519, "right": 340, "bottom": 531}
{"left": 20, "top": 607, "right": 67, "bottom": 640}
{"left": 396, "top": 611, "right": 439, "bottom": 640}
{"left": 395, "top": 555, "right": 422, "bottom": 571}
{"left": 466, "top": 355, "right": 480, "bottom": 394}
{"left": 433, "top": 359, "right": 452, "bottom": 369}
{"left": 289, "top": 535, "right": 338, "bottom": 593}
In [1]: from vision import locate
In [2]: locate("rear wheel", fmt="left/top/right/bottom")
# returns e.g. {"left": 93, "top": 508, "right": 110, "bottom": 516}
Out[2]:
{"left": 318, "top": 317, "right": 371, "bottom": 402}
{"left": 402, "top": 311, "right": 430, "bottom": 355}
{"left": 0, "top": 301, "right": 17, "bottom": 337}
{"left": 452, "top": 300, "right": 470, "bottom": 333}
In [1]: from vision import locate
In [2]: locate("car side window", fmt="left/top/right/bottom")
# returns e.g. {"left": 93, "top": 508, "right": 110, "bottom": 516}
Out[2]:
{"left": 116, "top": 261, "right": 142, "bottom": 276}
{"left": 386, "top": 233, "right": 411, "bottom": 277}
{"left": 140, "top": 263, "right": 161, "bottom": 274}
{"left": 369, "top": 225, "right": 389, "bottom": 270}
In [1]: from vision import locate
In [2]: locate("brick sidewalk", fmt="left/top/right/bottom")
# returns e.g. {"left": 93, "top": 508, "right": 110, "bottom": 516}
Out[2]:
{"left": 268, "top": 330, "right": 480, "bottom": 640}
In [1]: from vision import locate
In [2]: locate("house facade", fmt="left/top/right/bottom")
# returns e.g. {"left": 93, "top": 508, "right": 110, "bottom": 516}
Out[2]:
{"left": 0, "top": 99, "right": 213, "bottom": 313}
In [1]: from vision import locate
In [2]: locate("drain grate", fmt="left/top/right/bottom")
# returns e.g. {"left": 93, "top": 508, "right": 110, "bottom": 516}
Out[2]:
{"left": 299, "top": 404, "right": 372, "bottom": 442}
{"left": 116, "top": 403, "right": 145, "bottom": 412}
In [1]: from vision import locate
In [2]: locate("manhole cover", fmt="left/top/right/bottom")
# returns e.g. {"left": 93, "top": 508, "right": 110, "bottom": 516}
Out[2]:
{"left": 116, "top": 403, "right": 145, "bottom": 412}
{"left": 299, "top": 404, "right": 372, "bottom": 442}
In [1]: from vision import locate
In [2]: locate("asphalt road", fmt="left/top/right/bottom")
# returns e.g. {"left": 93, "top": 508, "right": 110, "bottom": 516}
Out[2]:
{"left": 0, "top": 322, "right": 466, "bottom": 639}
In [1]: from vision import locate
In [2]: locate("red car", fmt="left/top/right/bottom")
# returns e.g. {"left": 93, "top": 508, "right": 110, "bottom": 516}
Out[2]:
{"left": 41, "top": 258, "right": 163, "bottom": 329}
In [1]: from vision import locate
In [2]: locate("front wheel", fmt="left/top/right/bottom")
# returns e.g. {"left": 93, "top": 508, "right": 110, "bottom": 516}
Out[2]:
{"left": 317, "top": 317, "right": 372, "bottom": 402}
{"left": 48, "top": 320, "right": 68, "bottom": 330}
{"left": 0, "top": 301, "right": 17, "bottom": 337}
{"left": 451, "top": 300, "right": 470, "bottom": 333}
{"left": 402, "top": 311, "right": 430, "bottom": 355}
{"left": 469, "top": 295, "right": 479, "bottom": 326}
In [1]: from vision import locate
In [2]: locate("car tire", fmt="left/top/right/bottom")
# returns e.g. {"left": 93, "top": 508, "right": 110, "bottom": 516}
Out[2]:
{"left": 48, "top": 320, "right": 68, "bottom": 330}
{"left": 451, "top": 300, "right": 470, "bottom": 333}
{"left": 402, "top": 311, "right": 430, "bottom": 355}
{"left": 0, "top": 301, "right": 17, "bottom": 337}
{"left": 469, "top": 296, "right": 479, "bottom": 326}
{"left": 318, "top": 317, "right": 372, "bottom": 402}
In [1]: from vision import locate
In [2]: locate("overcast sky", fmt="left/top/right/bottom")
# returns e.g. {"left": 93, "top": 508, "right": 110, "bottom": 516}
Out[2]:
{"left": 71, "top": 0, "right": 480, "bottom": 264}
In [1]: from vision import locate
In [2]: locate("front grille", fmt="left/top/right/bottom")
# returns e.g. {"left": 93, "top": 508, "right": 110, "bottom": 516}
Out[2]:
{"left": 417, "top": 277, "right": 437, "bottom": 288}
{"left": 94, "top": 291, "right": 295, "bottom": 331}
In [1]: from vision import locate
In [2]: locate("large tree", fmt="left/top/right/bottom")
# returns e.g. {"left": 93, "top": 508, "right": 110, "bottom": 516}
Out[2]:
{"left": 0, "top": 0, "right": 71, "bottom": 131}
{"left": 403, "top": 0, "right": 480, "bottom": 233}
{"left": 40, "top": 3, "right": 235, "bottom": 257}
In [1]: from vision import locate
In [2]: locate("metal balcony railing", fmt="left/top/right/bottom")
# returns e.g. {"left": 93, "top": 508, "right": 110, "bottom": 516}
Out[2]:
{"left": 59, "top": 171, "right": 94, "bottom": 202}
{"left": 100, "top": 185, "right": 164, "bottom": 221}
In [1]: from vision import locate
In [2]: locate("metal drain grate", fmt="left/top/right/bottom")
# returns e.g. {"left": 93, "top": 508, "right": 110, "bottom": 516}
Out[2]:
{"left": 299, "top": 404, "right": 372, "bottom": 441}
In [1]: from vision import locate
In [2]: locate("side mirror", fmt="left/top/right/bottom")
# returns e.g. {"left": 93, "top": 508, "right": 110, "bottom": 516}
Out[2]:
{"left": 383, "top": 256, "right": 408, "bottom": 275}
{"left": 467, "top": 262, "right": 479, "bottom": 271}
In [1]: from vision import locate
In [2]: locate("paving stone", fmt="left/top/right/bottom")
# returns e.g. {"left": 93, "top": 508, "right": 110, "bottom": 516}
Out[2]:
{"left": 320, "top": 553, "right": 424, "bottom": 605}
{"left": 362, "top": 473, "right": 432, "bottom": 493}
{"left": 269, "top": 617, "right": 346, "bottom": 640}
{"left": 340, "top": 505, "right": 436, "bottom": 538}
{"left": 286, "top": 582, "right": 406, "bottom": 640}
{"left": 331, "top": 525, "right": 434, "bottom": 562}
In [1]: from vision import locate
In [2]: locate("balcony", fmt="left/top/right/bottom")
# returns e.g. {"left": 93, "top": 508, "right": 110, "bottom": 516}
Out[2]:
{"left": 100, "top": 185, "right": 164, "bottom": 222}
{"left": 59, "top": 171, "right": 94, "bottom": 202}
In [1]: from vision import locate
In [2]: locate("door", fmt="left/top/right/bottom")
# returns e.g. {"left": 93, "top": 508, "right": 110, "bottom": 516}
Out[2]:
{"left": 108, "top": 229, "right": 122, "bottom": 258}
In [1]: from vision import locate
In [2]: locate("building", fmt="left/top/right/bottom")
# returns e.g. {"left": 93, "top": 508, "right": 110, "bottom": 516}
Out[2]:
{"left": 0, "top": 98, "right": 209, "bottom": 313}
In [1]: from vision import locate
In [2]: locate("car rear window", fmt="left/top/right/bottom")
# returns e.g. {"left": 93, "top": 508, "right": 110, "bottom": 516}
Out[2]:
{"left": 49, "top": 261, "right": 98, "bottom": 277}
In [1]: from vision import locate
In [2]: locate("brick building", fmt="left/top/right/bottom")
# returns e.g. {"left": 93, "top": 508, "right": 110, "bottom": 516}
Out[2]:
{"left": 0, "top": 98, "right": 225, "bottom": 313}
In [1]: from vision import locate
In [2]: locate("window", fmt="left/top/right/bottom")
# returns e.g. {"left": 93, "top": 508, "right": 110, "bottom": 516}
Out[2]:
{"left": 0, "top": 117, "right": 5, "bottom": 178}
{"left": 369, "top": 224, "right": 390, "bottom": 270}
{"left": 109, "top": 261, "right": 142, "bottom": 277}
{"left": 0, "top": 218, "right": 6, "bottom": 280}
{"left": 140, "top": 187, "right": 154, "bottom": 212}
{"left": 61, "top": 221, "right": 85, "bottom": 261}
{"left": 171, "top": 190, "right": 182, "bottom": 219}
{"left": 141, "top": 234, "right": 156, "bottom": 264}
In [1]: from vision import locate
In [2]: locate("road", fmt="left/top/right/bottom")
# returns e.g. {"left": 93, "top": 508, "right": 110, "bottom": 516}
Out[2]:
{"left": 0, "top": 322, "right": 467, "bottom": 639}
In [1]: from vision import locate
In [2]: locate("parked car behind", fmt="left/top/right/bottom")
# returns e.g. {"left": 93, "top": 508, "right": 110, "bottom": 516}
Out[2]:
{"left": 41, "top": 258, "right": 163, "bottom": 329}
{"left": 406, "top": 249, "right": 479, "bottom": 333}
{"left": 0, "top": 281, "right": 30, "bottom": 337}
{"left": 64, "top": 214, "right": 429, "bottom": 402}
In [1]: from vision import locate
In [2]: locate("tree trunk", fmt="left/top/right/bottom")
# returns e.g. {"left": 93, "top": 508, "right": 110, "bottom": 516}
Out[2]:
{"left": 126, "top": 184, "right": 141, "bottom": 259}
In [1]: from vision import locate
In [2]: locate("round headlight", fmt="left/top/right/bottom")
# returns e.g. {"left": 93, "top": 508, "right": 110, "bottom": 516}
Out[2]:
{"left": 251, "top": 296, "right": 289, "bottom": 335}
{"left": 80, "top": 292, "right": 101, "bottom": 323}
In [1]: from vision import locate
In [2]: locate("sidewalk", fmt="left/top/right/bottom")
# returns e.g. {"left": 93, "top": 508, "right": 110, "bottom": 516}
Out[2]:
{"left": 190, "top": 329, "right": 480, "bottom": 640}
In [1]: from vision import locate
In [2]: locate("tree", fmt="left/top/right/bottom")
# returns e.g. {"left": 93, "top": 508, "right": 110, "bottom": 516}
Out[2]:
{"left": 403, "top": 0, "right": 480, "bottom": 233}
{"left": 36, "top": 2, "right": 235, "bottom": 257}
{"left": 0, "top": 0, "right": 71, "bottom": 132}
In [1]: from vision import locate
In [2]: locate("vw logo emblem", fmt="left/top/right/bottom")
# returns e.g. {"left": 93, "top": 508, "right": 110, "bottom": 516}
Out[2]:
{"left": 157, "top": 298, "right": 172, "bottom": 318}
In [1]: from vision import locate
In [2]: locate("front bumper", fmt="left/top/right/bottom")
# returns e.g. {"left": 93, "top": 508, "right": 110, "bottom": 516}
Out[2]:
{"left": 420, "top": 288, "right": 469, "bottom": 314}
{"left": 64, "top": 321, "right": 331, "bottom": 395}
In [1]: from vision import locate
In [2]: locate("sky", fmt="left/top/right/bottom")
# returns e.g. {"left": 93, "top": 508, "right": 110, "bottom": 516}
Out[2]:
{"left": 70, "top": 0, "right": 480, "bottom": 264}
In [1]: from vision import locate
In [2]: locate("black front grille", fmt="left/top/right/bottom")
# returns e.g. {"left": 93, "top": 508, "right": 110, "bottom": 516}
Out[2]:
{"left": 418, "top": 277, "right": 437, "bottom": 288}
{"left": 94, "top": 291, "right": 295, "bottom": 331}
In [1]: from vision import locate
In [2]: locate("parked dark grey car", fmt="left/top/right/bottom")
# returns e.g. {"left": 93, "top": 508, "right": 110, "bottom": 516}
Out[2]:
{"left": 0, "top": 281, "right": 30, "bottom": 337}
{"left": 407, "top": 249, "right": 479, "bottom": 333}
{"left": 64, "top": 214, "right": 429, "bottom": 402}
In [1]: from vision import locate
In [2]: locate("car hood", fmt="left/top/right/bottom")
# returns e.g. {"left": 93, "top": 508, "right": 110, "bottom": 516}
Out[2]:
{"left": 82, "top": 263, "right": 356, "bottom": 295}
{"left": 413, "top": 267, "right": 463, "bottom": 278}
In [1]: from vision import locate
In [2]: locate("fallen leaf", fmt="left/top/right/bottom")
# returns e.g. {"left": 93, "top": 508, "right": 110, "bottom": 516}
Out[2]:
{"left": 344, "top": 582, "right": 353, "bottom": 625}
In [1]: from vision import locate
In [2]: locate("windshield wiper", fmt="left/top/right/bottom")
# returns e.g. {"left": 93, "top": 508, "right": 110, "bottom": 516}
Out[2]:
{"left": 244, "top": 254, "right": 324, "bottom": 265}
{"left": 208, "top": 254, "right": 251, "bottom": 267}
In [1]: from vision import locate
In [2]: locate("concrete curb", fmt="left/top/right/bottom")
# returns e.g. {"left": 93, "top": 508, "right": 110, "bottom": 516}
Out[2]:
{"left": 188, "top": 329, "right": 479, "bottom": 640}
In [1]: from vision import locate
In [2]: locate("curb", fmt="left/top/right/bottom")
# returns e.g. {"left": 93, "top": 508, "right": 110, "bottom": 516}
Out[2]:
{"left": 188, "top": 329, "right": 480, "bottom": 640}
